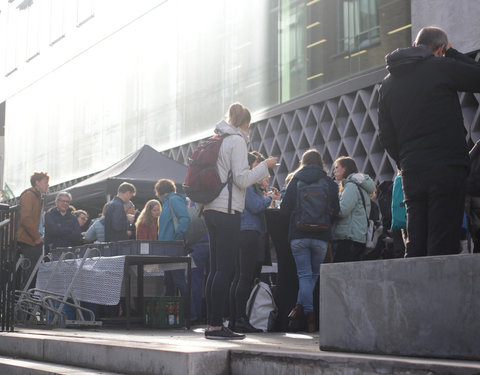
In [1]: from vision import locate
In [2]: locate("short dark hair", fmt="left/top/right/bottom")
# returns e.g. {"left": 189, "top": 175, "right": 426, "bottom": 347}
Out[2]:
{"left": 118, "top": 182, "right": 136, "bottom": 195}
{"left": 415, "top": 26, "right": 448, "bottom": 53}
{"left": 30, "top": 172, "right": 49, "bottom": 187}
{"left": 154, "top": 179, "right": 176, "bottom": 197}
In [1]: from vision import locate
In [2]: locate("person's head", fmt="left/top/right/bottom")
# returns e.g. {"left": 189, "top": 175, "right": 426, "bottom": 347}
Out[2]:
{"left": 55, "top": 192, "right": 72, "bottom": 214}
{"left": 414, "top": 26, "right": 448, "bottom": 56}
{"left": 154, "top": 179, "right": 176, "bottom": 200}
{"left": 74, "top": 209, "right": 89, "bottom": 227}
{"left": 136, "top": 199, "right": 161, "bottom": 228}
{"left": 117, "top": 182, "right": 136, "bottom": 203}
{"left": 30, "top": 172, "right": 49, "bottom": 194}
{"left": 300, "top": 149, "right": 324, "bottom": 169}
{"left": 101, "top": 203, "right": 108, "bottom": 216}
{"left": 227, "top": 103, "right": 251, "bottom": 130}
{"left": 124, "top": 200, "right": 135, "bottom": 215}
{"left": 334, "top": 156, "right": 358, "bottom": 181}
{"left": 248, "top": 151, "right": 265, "bottom": 169}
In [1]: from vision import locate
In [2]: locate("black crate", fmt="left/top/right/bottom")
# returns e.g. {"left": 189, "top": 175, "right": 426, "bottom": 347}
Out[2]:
{"left": 147, "top": 241, "right": 185, "bottom": 256}
{"left": 49, "top": 244, "right": 103, "bottom": 261}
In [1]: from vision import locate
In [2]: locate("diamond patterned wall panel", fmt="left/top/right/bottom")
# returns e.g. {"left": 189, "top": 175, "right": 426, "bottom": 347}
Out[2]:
{"left": 165, "top": 52, "right": 480, "bottom": 189}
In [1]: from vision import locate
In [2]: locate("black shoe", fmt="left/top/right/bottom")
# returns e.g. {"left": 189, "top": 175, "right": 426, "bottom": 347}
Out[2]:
{"left": 205, "top": 326, "right": 246, "bottom": 340}
{"left": 233, "top": 317, "right": 263, "bottom": 333}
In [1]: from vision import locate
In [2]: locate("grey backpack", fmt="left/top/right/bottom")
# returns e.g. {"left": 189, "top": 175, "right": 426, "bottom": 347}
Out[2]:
{"left": 246, "top": 281, "right": 278, "bottom": 332}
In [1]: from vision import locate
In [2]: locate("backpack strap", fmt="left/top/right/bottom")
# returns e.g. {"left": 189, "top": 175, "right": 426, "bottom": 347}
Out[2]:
{"left": 354, "top": 183, "right": 369, "bottom": 223}
{"left": 227, "top": 170, "right": 233, "bottom": 214}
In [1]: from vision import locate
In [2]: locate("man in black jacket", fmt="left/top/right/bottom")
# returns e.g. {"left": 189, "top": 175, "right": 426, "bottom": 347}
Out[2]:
{"left": 104, "top": 182, "right": 136, "bottom": 242}
{"left": 378, "top": 26, "right": 480, "bottom": 257}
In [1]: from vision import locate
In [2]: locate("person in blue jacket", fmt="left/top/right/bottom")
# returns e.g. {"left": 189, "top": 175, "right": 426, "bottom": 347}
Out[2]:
{"left": 155, "top": 179, "right": 191, "bottom": 297}
{"left": 229, "top": 152, "right": 280, "bottom": 333}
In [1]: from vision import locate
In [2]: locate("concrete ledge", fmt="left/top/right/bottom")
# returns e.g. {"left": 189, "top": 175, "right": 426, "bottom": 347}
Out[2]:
{"left": 0, "top": 333, "right": 229, "bottom": 375}
{"left": 230, "top": 350, "right": 480, "bottom": 375}
{"left": 319, "top": 254, "right": 480, "bottom": 360}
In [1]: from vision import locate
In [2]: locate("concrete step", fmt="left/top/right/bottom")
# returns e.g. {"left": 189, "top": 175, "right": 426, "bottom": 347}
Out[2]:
{"left": 0, "top": 355, "right": 123, "bottom": 375}
{"left": 1, "top": 329, "right": 479, "bottom": 375}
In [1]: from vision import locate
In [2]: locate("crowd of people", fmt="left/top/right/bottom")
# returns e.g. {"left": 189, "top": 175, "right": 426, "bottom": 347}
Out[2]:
{"left": 13, "top": 26, "right": 480, "bottom": 341}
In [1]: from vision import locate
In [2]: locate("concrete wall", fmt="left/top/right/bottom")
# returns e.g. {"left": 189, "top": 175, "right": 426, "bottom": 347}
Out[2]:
{"left": 319, "top": 254, "right": 480, "bottom": 360}
{"left": 412, "top": 0, "right": 480, "bottom": 53}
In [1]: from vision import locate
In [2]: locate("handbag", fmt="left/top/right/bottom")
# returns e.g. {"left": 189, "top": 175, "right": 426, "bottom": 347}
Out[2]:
{"left": 356, "top": 185, "right": 383, "bottom": 253}
{"left": 391, "top": 175, "right": 407, "bottom": 230}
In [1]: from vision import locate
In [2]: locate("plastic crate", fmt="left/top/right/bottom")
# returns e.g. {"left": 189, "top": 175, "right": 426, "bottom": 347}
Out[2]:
{"left": 50, "top": 244, "right": 103, "bottom": 261}
{"left": 147, "top": 241, "right": 185, "bottom": 256}
{"left": 144, "top": 297, "right": 184, "bottom": 329}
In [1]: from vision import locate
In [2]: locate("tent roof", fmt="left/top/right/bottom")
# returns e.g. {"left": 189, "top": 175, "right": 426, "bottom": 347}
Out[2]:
{"left": 44, "top": 145, "right": 187, "bottom": 213}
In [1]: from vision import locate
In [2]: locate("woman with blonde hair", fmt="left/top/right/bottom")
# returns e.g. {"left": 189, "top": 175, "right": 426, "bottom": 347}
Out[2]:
{"left": 332, "top": 156, "right": 375, "bottom": 262}
{"left": 136, "top": 199, "right": 161, "bottom": 240}
{"left": 203, "top": 103, "right": 278, "bottom": 340}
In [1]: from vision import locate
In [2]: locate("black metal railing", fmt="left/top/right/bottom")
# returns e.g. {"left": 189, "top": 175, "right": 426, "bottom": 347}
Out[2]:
{"left": 0, "top": 203, "right": 20, "bottom": 332}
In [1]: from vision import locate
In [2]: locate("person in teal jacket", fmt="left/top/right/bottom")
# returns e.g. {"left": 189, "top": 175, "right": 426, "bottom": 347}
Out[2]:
{"left": 332, "top": 156, "right": 376, "bottom": 262}
{"left": 155, "top": 179, "right": 191, "bottom": 297}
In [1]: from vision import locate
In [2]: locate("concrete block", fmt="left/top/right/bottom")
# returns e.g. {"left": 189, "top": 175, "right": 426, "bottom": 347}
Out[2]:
{"left": 319, "top": 254, "right": 480, "bottom": 360}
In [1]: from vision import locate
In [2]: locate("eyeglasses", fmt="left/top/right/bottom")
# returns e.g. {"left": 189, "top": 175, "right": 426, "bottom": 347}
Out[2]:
{"left": 57, "top": 199, "right": 70, "bottom": 204}
{"left": 79, "top": 216, "right": 88, "bottom": 221}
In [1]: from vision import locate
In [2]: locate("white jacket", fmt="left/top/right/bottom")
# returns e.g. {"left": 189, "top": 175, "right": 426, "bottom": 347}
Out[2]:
{"left": 204, "top": 120, "right": 269, "bottom": 214}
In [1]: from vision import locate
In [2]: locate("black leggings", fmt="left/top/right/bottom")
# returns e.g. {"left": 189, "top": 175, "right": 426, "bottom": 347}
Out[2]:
{"left": 229, "top": 230, "right": 260, "bottom": 322}
{"left": 204, "top": 210, "right": 241, "bottom": 326}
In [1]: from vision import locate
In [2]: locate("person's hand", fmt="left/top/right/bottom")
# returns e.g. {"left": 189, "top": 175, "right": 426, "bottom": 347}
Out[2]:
{"left": 272, "top": 188, "right": 281, "bottom": 200}
{"left": 127, "top": 214, "right": 135, "bottom": 223}
{"left": 35, "top": 237, "right": 44, "bottom": 244}
{"left": 265, "top": 156, "right": 278, "bottom": 169}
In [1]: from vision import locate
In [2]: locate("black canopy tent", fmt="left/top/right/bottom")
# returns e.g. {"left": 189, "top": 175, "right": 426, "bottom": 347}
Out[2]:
{"left": 44, "top": 145, "right": 188, "bottom": 215}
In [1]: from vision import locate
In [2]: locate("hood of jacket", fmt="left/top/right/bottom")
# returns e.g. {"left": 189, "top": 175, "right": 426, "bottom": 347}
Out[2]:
{"left": 164, "top": 192, "right": 187, "bottom": 206}
{"left": 385, "top": 45, "right": 433, "bottom": 75}
{"left": 214, "top": 120, "right": 248, "bottom": 142}
{"left": 344, "top": 173, "right": 376, "bottom": 195}
{"left": 294, "top": 165, "right": 329, "bottom": 184}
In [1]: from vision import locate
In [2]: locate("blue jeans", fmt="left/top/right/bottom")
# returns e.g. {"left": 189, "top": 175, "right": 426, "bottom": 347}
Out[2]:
{"left": 290, "top": 238, "right": 328, "bottom": 313}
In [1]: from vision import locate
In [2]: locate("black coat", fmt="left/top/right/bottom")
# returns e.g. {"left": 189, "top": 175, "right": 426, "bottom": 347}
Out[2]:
{"left": 45, "top": 207, "right": 83, "bottom": 250}
{"left": 104, "top": 196, "right": 129, "bottom": 242}
{"left": 378, "top": 45, "right": 480, "bottom": 173}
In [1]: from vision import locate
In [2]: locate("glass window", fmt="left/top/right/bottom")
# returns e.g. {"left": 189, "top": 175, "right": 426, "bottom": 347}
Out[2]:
{"left": 49, "top": 0, "right": 65, "bottom": 45}
{"left": 1, "top": 0, "right": 412, "bottom": 193}
{"left": 76, "top": 0, "right": 94, "bottom": 27}
{"left": 26, "top": 1, "right": 40, "bottom": 61}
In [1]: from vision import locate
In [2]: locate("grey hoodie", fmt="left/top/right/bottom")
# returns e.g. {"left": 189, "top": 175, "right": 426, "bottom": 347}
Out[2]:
{"left": 204, "top": 120, "right": 269, "bottom": 214}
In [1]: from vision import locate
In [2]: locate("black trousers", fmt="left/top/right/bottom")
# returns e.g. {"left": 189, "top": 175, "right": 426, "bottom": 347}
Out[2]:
{"left": 229, "top": 230, "right": 260, "bottom": 323}
{"left": 17, "top": 242, "right": 43, "bottom": 290}
{"left": 204, "top": 210, "right": 241, "bottom": 326}
{"left": 402, "top": 166, "right": 467, "bottom": 257}
{"left": 333, "top": 240, "right": 365, "bottom": 262}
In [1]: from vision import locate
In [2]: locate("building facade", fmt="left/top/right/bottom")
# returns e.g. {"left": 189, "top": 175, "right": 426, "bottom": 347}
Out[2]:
{"left": 0, "top": 0, "right": 478, "bottom": 197}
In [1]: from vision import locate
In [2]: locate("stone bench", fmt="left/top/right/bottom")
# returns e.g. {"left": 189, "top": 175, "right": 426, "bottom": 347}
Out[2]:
{"left": 319, "top": 254, "right": 480, "bottom": 360}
